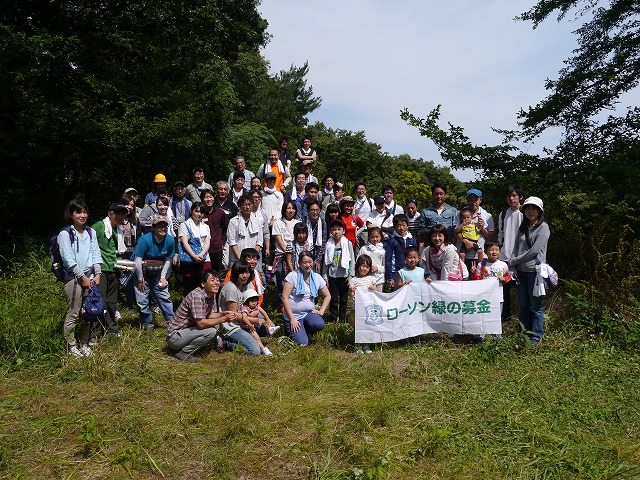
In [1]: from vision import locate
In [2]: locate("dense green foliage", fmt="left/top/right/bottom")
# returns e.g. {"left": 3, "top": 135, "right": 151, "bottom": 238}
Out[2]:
{"left": 0, "top": 0, "right": 321, "bottom": 234}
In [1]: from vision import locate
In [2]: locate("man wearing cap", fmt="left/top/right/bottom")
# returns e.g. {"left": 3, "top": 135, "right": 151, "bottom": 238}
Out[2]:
{"left": 227, "top": 155, "right": 255, "bottom": 190}
{"left": 455, "top": 188, "right": 495, "bottom": 272}
{"left": 133, "top": 214, "right": 176, "bottom": 330}
{"left": 185, "top": 167, "right": 213, "bottom": 204}
{"left": 300, "top": 160, "right": 319, "bottom": 185}
{"left": 170, "top": 181, "right": 192, "bottom": 235}
{"left": 166, "top": 269, "right": 238, "bottom": 362}
{"left": 419, "top": 181, "right": 458, "bottom": 238}
{"left": 366, "top": 195, "right": 395, "bottom": 236}
{"left": 92, "top": 203, "right": 128, "bottom": 337}
{"left": 145, "top": 173, "right": 167, "bottom": 206}
{"left": 256, "top": 148, "right": 290, "bottom": 194}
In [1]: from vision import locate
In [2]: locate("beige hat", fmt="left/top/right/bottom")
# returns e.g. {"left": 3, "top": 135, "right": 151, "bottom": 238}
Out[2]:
{"left": 521, "top": 196, "right": 544, "bottom": 212}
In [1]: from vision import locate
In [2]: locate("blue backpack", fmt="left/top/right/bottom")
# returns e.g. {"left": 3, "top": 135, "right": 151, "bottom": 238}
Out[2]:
{"left": 49, "top": 227, "right": 93, "bottom": 282}
{"left": 81, "top": 285, "right": 106, "bottom": 324}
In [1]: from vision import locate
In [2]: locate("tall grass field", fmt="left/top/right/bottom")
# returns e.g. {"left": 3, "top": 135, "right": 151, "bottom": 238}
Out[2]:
{"left": 1, "top": 244, "right": 639, "bottom": 479}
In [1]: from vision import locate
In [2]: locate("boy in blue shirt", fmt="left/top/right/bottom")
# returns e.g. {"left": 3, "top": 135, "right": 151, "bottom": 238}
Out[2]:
{"left": 385, "top": 214, "right": 417, "bottom": 290}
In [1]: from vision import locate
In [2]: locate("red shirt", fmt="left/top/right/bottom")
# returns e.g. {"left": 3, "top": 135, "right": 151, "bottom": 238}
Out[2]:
{"left": 340, "top": 213, "right": 364, "bottom": 249}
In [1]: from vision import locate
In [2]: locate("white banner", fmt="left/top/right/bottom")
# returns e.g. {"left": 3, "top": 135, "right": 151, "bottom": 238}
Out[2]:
{"left": 354, "top": 279, "right": 502, "bottom": 343}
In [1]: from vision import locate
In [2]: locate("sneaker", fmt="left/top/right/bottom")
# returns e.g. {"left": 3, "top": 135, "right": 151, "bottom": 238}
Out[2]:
{"left": 144, "top": 324, "right": 155, "bottom": 331}
{"left": 174, "top": 351, "right": 199, "bottom": 363}
{"left": 215, "top": 336, "right": 226, "bottom": 352}
{"left": 88, "top": 338, "right": 98, "bottom": 347}
{"left": 267, "top": 325, "right": 281, "bottom": 336}
{"left": 152, "top": 306, "right": 161, "bottom": 315}
{"left": 115, "top": 310, "right": 122, "bottom": 320}
{"left": 68, "top": 346, "right": 83, "bottom": 358}
{"left": 354, "top": 346, "right": 364, "bottom": 354}
{"left": 128, "top": 308, "right": 137, "bottom": 316}
{"left": 362, "top": 345, "right": 373, "bottom": 354}
{"left": 113, "top": 331, "right": 122, "bottom": 338}
{"left": 261, "top": 346, "right": 273, "bottom": 356}
{"left": 79, "top": 345, "right": 92, "bottom": 357}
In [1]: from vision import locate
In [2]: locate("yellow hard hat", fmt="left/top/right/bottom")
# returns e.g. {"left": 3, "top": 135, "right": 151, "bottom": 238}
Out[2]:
{"left": 154, "top": 173, "right": 167, "bottom": 183}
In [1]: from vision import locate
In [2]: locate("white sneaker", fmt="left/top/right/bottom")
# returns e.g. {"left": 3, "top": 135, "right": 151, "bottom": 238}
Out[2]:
{"left": 261, "top": 347, "right": 273, "bottom": 356}
{"left": 79, "top": 345, "right": 92, "bottom": 357}
{"left": 68, "top": 346, "right": 83, "bottom": 358}
{"left": 115, "top": 310, "right": 122, "bottom": 320}
{"left": 88, "top": 338, "right": 98, "bottom": 347}
{"left": 267, "top": 325, "right": 281, "bottom": 336}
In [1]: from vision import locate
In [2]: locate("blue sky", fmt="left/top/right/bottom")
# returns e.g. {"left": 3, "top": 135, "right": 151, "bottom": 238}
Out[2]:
{"left": 257, "top": 1, "right": 634, "bottom": 182}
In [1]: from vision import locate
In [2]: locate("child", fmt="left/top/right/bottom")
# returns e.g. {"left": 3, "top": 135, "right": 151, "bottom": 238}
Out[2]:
{"left": 237, "top": 289, "right": 276, "bottom": 356}
{"left": 324, "top": 219, "right": 355, "bottom": 322}
{"left": 385, "top": 214, "right": 418, "bottom": 290}
{"left": 348, "top": 254, "right": 379, "bottom": 354}
{"left": 405, "top": 198, "right": 422, "bottom": 238}
{"left": 472, "top": 241, "right": 511, "bottom": 286}
{"left": 286, "top": 222, "right": 313, "bottom": 273}
{"left": 240, "top": 288, "right": 280, "bottom": 334}
{"left": 471, "top": 241, "right": 511, "bottom": 340}
{"left": 455, "top": 206, "right": 484, "bottom": 264}
{"left": 396, "top": 247, "right": 425, "bottom": 288}
{"left": 358, "top": 226, "right": 386, "bottom": 287}
{"left": 224, "top": 248, "right": 266, "bottom": 305}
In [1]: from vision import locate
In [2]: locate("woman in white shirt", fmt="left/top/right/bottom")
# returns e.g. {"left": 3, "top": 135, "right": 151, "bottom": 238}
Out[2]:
{"left": 179, "top": 202, "right": 211, "bottom": 296}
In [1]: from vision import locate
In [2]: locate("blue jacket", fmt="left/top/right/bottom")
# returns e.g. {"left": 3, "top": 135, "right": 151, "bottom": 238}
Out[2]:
{"left": 384, "top": 233, "right": 417, "bottom": 281}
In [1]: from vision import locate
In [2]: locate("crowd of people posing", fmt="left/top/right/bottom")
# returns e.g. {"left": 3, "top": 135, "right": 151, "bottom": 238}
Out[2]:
{"left": 56, "top": 137, "right": 550, "bottom": 362}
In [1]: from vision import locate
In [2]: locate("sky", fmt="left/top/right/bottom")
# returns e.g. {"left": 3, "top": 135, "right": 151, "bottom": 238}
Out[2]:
{"left": 257, "top": 0, "right": 588, "bottom": 182}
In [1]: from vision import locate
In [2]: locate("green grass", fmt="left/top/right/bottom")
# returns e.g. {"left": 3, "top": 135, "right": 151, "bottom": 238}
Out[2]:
{"left": 1, "top": 248, "right": 640, "bottom": 479}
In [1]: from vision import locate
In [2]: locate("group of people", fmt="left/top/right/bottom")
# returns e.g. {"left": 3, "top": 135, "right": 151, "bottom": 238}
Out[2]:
{"left": 56, "top": 137, "right": 550, "bottom": 362}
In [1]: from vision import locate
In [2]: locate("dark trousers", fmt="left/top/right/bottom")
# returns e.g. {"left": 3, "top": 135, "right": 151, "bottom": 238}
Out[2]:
{"left": 98, "top": 271, "right": 120, "bottom": 333}
{"left": 328, "top": 276, "right": 349, "bottom": 321}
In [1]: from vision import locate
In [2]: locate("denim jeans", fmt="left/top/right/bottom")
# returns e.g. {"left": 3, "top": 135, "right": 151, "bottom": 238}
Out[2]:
{"left": 167, "top": 326, "right": 218, "bottom": 355}
{"left": 283, "top": 312, "right": 325, "bottom": 345}
{"left": 517, "top": 270, "right": 544, "bottom": 343}
{"left": 222, "top": 328, "right": 261, "bottom": 355}
{"left": 135, "top": 270, "right": 174, "bottom": 327}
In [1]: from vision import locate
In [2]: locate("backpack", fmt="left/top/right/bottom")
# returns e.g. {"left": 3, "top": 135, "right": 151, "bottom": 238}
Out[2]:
{"left": 81, "top": 285, "right": 106, "bottom": 324}
{"left": 50, "top": 226, "right": 93, "bottom": 282}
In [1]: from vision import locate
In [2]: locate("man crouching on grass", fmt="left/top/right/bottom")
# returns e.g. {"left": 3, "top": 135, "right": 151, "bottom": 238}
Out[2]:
{"left": 166, "top": 269, "right": 237, "bottom": 363}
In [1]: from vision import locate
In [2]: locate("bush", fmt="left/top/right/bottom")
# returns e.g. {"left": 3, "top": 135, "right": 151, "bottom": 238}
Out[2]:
{"left": 0, "top": 239, "right": 66, "bottom": 370}
{"left": 562, "top": 225, "right": 640, "bottom": 349}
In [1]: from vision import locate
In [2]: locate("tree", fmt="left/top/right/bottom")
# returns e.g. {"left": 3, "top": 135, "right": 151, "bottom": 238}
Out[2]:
{"left": 0, "top": 0, "right": 273, "bottom": 233}
{"left": 401, "top": 0, "right": 640, "bottom": 279}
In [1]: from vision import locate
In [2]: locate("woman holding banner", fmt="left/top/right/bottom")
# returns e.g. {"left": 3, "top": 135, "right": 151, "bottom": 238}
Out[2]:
{"left": 421, "top": 224, "right": 468, "bottom": 281}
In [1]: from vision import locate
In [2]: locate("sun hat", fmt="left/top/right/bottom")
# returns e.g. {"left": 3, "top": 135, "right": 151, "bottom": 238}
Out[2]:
{"left": 521, "top": 196, "right": 544, "bottom": 212}
{"left": 242, "top": 289, "right": 260, "bottom": 303}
